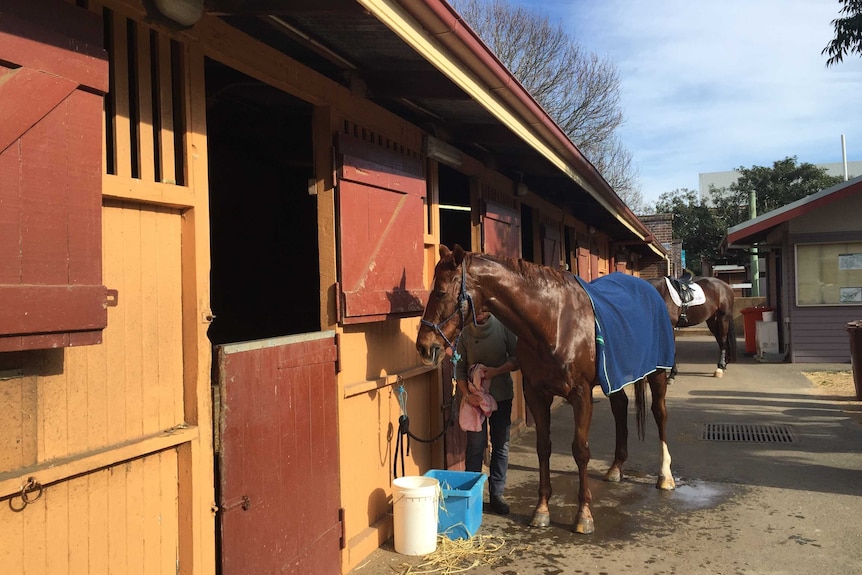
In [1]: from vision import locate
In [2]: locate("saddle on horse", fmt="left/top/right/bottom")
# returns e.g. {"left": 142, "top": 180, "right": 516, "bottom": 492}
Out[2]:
{"left": 669, "top": 271, "right": 695, "bottom": 322}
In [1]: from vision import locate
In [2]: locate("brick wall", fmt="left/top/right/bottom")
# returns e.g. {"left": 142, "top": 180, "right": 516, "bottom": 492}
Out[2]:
{"left": 640, "top": 213, "right": 673, "bottom": 244}
{"left": 639, "top": 213, "right": 683, "bottom": 278}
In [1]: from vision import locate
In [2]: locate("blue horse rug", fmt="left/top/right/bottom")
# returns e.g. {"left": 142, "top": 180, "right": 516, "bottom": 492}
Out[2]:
{"left": 574, "top": 273, "right": 675, "bottom": 395}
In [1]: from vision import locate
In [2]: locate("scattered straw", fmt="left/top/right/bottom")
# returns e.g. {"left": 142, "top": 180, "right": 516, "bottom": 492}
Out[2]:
{"left": 803, "top": 370, "right": 856, "bottom": 395}
{"left": 392, "top": 534, "right": 531, "bottom": 574}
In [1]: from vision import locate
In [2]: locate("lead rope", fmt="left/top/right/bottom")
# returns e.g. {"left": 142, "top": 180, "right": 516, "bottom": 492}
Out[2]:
{"left": 394, "top": 262, "right": 474, "bottom": 477}
{"left": 393, "top": 376, "right": 459, "bottom": 479}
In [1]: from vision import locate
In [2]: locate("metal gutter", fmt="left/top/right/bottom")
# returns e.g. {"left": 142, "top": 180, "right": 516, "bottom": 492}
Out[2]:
{"left": 356, "top": 0, "right": 665, "bottom": 257}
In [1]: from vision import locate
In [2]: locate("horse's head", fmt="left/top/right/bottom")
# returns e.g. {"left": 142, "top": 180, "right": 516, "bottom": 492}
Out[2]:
{"left": 416, "top": 244, "right": 472, "bottom": 366}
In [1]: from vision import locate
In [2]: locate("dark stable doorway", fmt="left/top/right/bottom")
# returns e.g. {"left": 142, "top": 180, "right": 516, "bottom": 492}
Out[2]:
{"left": 204, "top": 58, "right": 320, "bottom": 345}
{"left": 438, "top": 163, "right": 472, "bottom": 251}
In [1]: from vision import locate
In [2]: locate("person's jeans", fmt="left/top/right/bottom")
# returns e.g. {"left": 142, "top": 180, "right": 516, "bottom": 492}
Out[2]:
{"left": 465, "top": 399, "right": 512, "bottom": 498}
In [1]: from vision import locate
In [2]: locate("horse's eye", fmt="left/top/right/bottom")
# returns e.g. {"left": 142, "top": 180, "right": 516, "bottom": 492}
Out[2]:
{"left": 434, "top": 290, "right": 447, "bottom": 298}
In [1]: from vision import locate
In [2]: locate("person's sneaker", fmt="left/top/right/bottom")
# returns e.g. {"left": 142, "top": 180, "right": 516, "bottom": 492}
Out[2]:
{"left": 490, "top": 495, "right": 510, "bottom": 515}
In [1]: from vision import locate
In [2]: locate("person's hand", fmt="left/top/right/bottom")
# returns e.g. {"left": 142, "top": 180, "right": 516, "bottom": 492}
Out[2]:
{"left": 478, "top": 363, "right": 497, "bottom": 379}
{"left": 464, "top": 393, "right": 482, "bottom": 407}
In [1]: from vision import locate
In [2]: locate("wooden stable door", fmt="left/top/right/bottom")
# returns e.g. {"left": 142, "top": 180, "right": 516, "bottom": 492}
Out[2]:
{"left": 0, "top": 0, "right": 109, "bottom": 351}
{"left": 215, "top": 332, "right": 341, "bottom": 575}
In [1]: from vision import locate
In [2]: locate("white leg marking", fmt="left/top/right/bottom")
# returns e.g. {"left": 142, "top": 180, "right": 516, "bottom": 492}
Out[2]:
{"left": 660, "top": 441, "right": 672, "bottom": 479}
{"left": 656, "top": 441, "right": 675, "bottom": 489}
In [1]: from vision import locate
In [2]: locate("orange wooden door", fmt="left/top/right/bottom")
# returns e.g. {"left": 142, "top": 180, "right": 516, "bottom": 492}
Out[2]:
{"left": 215, "top": 332, "right": 341, "bottom": 575}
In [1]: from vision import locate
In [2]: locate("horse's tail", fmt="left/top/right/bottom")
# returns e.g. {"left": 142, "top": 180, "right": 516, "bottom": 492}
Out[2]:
{"left": 726, "top": 316, "right": 738, "bottom": 363}
{"left": 635, "top": 379, "right": 646, "bottom": 441}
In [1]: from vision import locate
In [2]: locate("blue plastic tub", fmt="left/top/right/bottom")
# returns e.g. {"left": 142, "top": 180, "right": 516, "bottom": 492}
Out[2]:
{"left": 423, "top": 469, "right": 487, "bottom": 539}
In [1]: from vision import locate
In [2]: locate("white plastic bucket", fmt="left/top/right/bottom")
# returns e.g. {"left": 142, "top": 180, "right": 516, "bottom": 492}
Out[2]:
{"left": 762, "top": 311, "right": 775, "bottom": 322}
{"left": 392, "top": 476, "right": 439, "bottom": 555}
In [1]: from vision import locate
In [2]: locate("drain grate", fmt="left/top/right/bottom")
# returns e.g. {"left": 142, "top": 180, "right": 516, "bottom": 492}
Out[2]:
{"left": 700, "top": 423, "right": 795, "bottom": 443}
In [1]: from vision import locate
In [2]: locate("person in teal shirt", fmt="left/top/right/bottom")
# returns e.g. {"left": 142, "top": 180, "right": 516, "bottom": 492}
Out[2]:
{"left": 454, "top": 310, "right": 518, "bottom": 514}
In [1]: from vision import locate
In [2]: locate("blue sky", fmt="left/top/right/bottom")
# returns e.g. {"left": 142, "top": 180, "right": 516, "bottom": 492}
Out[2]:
{"left": 504, "top": 0, "right": 862, "bottom": 207}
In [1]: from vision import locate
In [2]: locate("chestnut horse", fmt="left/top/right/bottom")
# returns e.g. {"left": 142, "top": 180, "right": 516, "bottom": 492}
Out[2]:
{"left": 416, "top": 245, "right": 676, "bottom": 534}
{"left": 649, "top": 276, "right": 737, "bottom": 380}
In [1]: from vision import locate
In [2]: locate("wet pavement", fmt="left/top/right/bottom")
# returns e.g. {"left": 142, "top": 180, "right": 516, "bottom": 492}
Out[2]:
{"left": 349, "top": 333, "right": 862, "bottom": 575}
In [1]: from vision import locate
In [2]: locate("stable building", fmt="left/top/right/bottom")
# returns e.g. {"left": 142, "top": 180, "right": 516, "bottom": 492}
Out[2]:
{"left": 0, "top": 1, "right": 668, "bottom": 573}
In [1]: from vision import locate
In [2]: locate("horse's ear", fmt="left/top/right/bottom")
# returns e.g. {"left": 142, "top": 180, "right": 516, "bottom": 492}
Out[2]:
{"left": 439, "top": 244, "right": 451, "bottom": 259}
{"left": 452, "top": 244, "right": 466, "bottom": 266}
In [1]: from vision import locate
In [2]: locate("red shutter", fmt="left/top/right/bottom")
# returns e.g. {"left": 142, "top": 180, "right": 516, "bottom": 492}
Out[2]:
{"left": 336, "top": 133, "right": 427, "bottom": 323}
{"left": 482, "top": 200, "right": 520, "bottom": 258}
{"left": 541, "top": 223, "right": 562, "bottom": 269}
{"left": 576, "top": 232, "right": 590, "bottom": 280}
{"left": 0, "top": 1, "right": 109, "bottom": 351}
{"left": 576, "top": 247, "right": 590, "bottom": 279}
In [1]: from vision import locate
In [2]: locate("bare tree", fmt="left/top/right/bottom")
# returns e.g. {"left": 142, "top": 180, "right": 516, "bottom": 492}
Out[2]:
{"left": 451, "top": 0, "right": 642, "bottom": 209}
{"left": 594, "top": 136, "right": 643, "bottom": 212}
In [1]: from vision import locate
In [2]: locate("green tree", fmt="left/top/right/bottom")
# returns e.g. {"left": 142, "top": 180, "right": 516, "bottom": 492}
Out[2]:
{"left": 450, "top": 0, "right": 643, "bottom": 211}
{"left": 654, "top": 188, "right": 726, "bottom": 275}
{"left": 823, "top": 0, "right": 862, "bottom": 66}
{"left": 654, "top": 158, "right": 843, "bottom": 274}
{"left": 724, "top": 157, "right": 843, "bottom": 214}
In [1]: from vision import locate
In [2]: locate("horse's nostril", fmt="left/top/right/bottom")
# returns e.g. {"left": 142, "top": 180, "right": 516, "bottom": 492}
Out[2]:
{"left": 416, "top": 340, "right": 441, "bottom": 366}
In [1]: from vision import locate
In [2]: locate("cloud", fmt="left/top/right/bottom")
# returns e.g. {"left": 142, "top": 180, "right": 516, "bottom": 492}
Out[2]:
{"left": 540, "top": 0, "right": 862, "bottom": 204}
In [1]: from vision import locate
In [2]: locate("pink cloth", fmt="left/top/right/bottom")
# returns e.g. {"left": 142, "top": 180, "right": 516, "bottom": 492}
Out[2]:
{"left": 459, "top": 364, "right": 498, "bottom": 432}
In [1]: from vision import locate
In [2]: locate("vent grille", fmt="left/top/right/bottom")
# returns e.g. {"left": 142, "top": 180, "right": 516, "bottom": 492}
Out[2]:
{"left": 700, "top": 423, "right": 795, "bottom": 443}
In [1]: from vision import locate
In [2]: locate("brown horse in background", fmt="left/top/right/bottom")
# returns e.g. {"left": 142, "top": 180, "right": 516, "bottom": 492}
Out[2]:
{"left": 416, "top": 245, "right": 675, "bottom": 534}
{"left": 649, "top": 276, "right": 737, "bottom": 380}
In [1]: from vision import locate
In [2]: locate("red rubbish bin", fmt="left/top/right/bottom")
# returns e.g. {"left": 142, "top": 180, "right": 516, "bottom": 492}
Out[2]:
{"left": 847, "top": 320, "right": 862, "bottom": 401}
{"left": 740, "top": 306, "right": 774, "bottom": 355}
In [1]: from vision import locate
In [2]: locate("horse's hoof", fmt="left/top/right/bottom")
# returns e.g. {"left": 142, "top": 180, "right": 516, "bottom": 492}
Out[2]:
{"left": 530, "top": 512, "right": 551, "bottom": 528}
{"left": 574, "top": 516, "right": 595, "bottom": 534}
{"left": 656, "top": 475, "right": 676, "bottom": 490}
{"left": 604, "top": 467, "right": 622, "bottom": 482}
{"left": 667, "top": 377, "right": 674, "bottom": 385}
{"left": 714, "top": 368, "right": 724, "bottom": 378}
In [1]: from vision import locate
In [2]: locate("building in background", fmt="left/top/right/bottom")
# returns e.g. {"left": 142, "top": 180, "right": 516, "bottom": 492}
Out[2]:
{"left": 722, "top": 175, "right": 862, "bottom": 362}
{"left": 699, "top": 160, "right": 862, "bottom": 204}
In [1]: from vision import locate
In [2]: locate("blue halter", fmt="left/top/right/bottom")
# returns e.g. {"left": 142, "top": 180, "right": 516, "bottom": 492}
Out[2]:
{"left": 420, "top": 262, "right": 476, "bottom": 369}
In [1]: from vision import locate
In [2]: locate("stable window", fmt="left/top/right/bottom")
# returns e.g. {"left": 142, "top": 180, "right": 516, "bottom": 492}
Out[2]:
{"left": 0, "top": 1, "right": 110, "bottom": 351}
{"left": 336, "top": 132, "right": 427, "bottom": 323}
{"left": 796, "top": 242, "right": 862, "bottom": 306}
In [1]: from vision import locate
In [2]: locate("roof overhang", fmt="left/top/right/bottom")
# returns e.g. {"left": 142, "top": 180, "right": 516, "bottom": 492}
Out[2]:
{"left": 195, "top": 0, "right": 665, "bottom": 257}
{"left": 722, "top": 175, "right": 862, "bottom": 250}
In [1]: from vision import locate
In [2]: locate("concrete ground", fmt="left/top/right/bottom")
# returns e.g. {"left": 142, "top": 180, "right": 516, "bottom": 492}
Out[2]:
{"left": 349, "top": 333, "right": 862, "bottom": 575}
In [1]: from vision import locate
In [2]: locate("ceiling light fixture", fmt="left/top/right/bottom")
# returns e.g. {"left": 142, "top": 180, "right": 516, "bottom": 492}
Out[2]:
{"left": 424, "top": 136, "right": 463, "bottom": 168}
{"left": 148, "top": 0, "right": 203, "bottom": 28}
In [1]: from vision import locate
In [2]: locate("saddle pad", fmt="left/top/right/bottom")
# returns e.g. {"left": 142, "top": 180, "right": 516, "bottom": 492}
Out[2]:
{"left": 575, "top": 273, "right": 675, "bottom": 395}
{"left": 664, "top": 277, "right": 706, "bottom": 307}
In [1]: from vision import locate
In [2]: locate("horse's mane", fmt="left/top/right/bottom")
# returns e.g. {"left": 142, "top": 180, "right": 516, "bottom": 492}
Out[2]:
{"left": 471, "top": 252, "right": 571, "bottom": 287}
